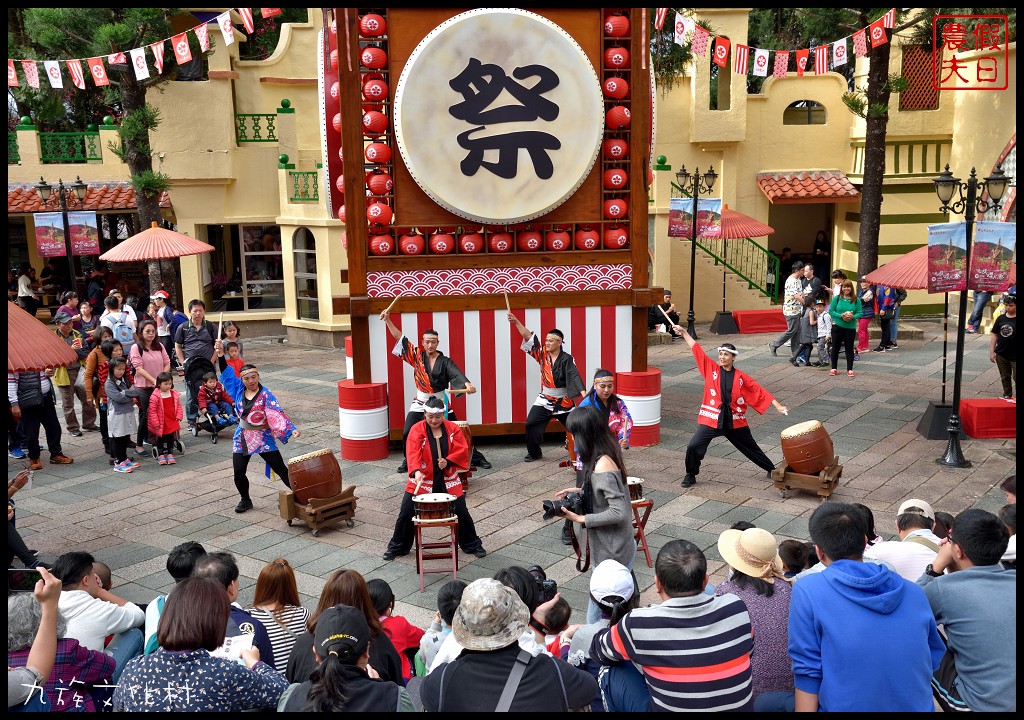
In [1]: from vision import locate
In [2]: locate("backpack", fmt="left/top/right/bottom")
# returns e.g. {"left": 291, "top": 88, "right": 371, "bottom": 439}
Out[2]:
{"left": 168, "top": 311, "right": 189, "bottom": 340}
{"left": 112, "top": 311, "right": 134, "bottom": 344}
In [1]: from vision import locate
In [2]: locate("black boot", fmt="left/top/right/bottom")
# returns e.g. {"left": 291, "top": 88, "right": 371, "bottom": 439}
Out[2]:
{"left": 681, "top": 474, "right": 696, "bottom": 488}
{"left": 396, "top": 459, "right": 408, "bottom": 474}
{"left": 472, "top": 451, "right": 492, "bottom": 470}
{"left": 234, "top": 498, "right": 253, "bottom": 513}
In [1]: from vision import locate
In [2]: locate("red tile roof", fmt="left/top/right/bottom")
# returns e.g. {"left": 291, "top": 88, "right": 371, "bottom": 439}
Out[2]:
{"left": 756, "top": 171, "right": 860, "bottom": 205}
{"left": 8, "top": 184, "right": 172, "bottom": 214}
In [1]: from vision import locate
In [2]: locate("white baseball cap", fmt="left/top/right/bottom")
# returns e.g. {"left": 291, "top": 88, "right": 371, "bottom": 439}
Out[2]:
{"left": 898, "top": 498, "right": 935, "bottom": 521}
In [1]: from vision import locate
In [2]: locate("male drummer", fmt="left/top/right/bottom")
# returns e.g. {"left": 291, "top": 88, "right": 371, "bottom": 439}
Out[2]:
{"left": 674, "top": 326, "right": 788, "bottom": 488}
{"left": 507, "top": 311, "right": 586, "bottom": 461}
{"left": 383, "top": 397, "right": 487, "bottom": 561}
{"left": 380, "top": 309, "right": 492, "bottom": 473}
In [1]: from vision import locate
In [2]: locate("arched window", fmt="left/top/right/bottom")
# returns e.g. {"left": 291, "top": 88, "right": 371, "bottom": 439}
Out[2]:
{"left": 293, "top": 227, "right": 319, "bottom": 321}
{"left": 783, "top": 100, "right": 826, "bottom": 125}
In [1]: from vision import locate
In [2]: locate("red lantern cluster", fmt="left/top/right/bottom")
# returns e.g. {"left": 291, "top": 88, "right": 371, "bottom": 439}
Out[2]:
{"left": 598, "top": 10, "right": 631, "bottom": 244}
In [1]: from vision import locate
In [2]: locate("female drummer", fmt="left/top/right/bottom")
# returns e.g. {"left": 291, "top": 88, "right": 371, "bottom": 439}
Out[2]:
{"left": 383, "top": 397, "right": 487, "bottom": 561}
{"left": 221, "top": 364, "right": 300, "bottom": 513}
{"left": 673, "top": 327, "right": 788, "bottom": 488}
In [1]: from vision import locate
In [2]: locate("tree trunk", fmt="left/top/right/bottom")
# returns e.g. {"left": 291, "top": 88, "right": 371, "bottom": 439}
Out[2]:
{"left": 857, "top": 35, "right": 893, "bottom": 278}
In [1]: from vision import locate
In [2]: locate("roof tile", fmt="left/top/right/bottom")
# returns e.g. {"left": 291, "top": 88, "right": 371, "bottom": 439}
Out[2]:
{"left": 8, "top": 183, "right": 171, "bottom": 214}
{"left": 756, "top": 170, "right": 860, "bottom": 205}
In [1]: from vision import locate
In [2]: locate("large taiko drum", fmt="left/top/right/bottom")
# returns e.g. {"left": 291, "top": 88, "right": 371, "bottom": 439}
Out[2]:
{"left": 287, "top": 449, "right": 342, "bottom": 504}
{"left": 626, "top": 476, "right": 644, "bottom": 502}
{"left": 413, "top": 493, "right": 457, "bottom": 522}
{"left": 780, "top": 421, "right": 834, "bottom": 475}
{"left": 455, "top": 421, "right": 473, "bottom": 460}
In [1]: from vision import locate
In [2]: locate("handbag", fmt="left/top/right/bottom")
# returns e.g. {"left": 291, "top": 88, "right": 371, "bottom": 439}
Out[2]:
{"left": 52, "top": 365, "right": 70, "bottom": 387}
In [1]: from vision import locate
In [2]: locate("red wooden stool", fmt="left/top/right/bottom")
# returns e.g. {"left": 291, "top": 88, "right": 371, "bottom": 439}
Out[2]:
{"left": 631, "top": 499, "right": 654, "bottom": 568}
{"left": 413, "top": 517, "right": 459, "bottom": 591}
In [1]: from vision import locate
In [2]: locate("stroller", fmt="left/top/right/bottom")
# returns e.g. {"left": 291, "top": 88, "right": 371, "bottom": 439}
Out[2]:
{"left": 184, "top": 356, "right": 236, "bottom": 445}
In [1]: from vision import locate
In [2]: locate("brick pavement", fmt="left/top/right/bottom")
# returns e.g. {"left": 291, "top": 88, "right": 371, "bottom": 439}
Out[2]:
{"left": 11, "top": 321, "right": 1014, "bottom": 626}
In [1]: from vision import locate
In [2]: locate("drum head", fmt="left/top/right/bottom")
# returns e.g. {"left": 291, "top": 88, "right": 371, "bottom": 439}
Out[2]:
{"left": 781, "top": 420, "right": 823, "bottom": 438}
{"left": 416, "top": 493, "right": 456, "bottom": 503}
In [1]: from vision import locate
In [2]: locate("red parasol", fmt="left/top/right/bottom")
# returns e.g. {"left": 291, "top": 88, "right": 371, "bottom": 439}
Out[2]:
{"left": 718, "top": 208, "right": 775, "bottom": 240}
{"left": 8, "top": 301, "right": 79, "bottom": 373}
{"left": 865, "top": 245, "right": 1016, "bottom": 289}
{"left": 99, "top": 222, "right": 215, "bottom": 262}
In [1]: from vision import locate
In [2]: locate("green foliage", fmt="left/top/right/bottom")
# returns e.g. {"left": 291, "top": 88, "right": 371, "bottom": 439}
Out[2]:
{"left": 841, "top": 73, "right": 907, "bottom": 119}
{"left": 131, "top": 169, "right": 171, "bottom": 199}
{"left": 238, "top": 8, "right": 309, "bottom": 61}
{"left": 649, "top": 9, "right": 702, "bottom": 94}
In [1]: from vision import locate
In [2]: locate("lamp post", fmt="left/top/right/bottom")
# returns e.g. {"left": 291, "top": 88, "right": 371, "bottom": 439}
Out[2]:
{"left": 34, "top": 176, "right": 89, "bottom": 295}
{"left": 674, "top": 165, "right": 718, "bottom": 339}
{"left": 931, "top": 164, "right": 1010, "bottom": 468}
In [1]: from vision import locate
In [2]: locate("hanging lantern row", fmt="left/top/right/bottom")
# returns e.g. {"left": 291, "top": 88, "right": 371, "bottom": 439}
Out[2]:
{"left": 367, "top": 224, "right": 630, "bottom": 256}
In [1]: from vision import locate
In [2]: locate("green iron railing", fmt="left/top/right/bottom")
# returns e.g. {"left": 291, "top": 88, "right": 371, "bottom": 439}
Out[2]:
{"left": 288, "top": 171, "right": 319, "bottom": 202}
{"left": 39, "top": 131, "right": 101, "bottom": 164}
{"left": 8, "top": 132, "right": 19, "bottom": 164}
{"left": 235, "top": 113, "right": 278, "bottom": 143}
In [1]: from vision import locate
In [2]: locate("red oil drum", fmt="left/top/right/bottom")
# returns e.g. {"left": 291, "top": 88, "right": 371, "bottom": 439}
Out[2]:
{"left": 780, "top": 421, "right": 834, "bottom": 474}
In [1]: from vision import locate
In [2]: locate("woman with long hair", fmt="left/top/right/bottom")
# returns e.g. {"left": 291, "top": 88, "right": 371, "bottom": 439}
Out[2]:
{"left": 285, "top": 569, "right": 403, "bottom": 686}
{"left": 828, "top": 279, "right": 862, "bottom": 376}
{"left": 129, "top": 319, "right": 170, "bottom": 456}
{"left": 245, "top": 558, "right": 309, "bottom": 676}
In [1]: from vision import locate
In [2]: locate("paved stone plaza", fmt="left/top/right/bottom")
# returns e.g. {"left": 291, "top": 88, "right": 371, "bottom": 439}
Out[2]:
{"left": 12, "top": 320, "right": 1014, "bottom": 625}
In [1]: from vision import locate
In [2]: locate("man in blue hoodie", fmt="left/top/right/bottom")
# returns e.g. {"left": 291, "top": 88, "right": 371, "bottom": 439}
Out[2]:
{"left": 788, "top": 502, "right": 945, "bottom": 712}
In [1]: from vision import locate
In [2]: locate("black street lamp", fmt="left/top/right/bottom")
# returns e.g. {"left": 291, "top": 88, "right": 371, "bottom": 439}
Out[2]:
{"left": 931, "top": 163, "right": 1010, "bottom": 468}
{"left": 34, "top": 176, "right": 89, "bottom": 295}
{"left": 674, "top": 165, "right": 718, "bottom": 339}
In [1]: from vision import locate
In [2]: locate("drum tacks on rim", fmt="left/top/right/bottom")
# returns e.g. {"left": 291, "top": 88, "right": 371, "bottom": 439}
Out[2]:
{"left": 780, "top": 421, "right": 835, "bottom": 475}
{"left": 413, "top": 493, "right": 457, "bottom": 523}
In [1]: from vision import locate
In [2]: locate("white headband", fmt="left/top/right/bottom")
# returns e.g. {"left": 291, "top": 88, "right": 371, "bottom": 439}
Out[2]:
{"left": 716, "top": 346, "right": 740, "bottom": 356}
{"left": 424, "top": 407, "right": 446, "bottom": 416}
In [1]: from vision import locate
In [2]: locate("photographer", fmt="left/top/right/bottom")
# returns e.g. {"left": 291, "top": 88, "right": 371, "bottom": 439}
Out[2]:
{"left": 554, "top": 407, "right": 635, "bottom": 623}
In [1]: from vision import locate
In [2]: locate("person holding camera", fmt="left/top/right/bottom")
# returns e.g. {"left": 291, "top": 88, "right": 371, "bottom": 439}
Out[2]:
{"left": 552, "top": 406, "right": 635, "bottom": 623}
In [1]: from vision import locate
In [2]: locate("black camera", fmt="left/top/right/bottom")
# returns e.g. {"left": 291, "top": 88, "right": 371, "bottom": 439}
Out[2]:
{"left": 528, "top": 565, "right": 558, "bottom": 604}
{"left": 542, "top": 492, "right": 584, "bottom": 521}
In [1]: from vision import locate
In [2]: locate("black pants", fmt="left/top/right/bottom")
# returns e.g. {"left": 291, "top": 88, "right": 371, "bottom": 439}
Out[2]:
{"left": 157, "top": 432, "right": 176, "bottom": 455}
{"left": 386, "top": 491, "right": 483, "bottom": 555}
{"left": 525, "top": 404, "right": 572, "bottom": 459}
{"left": 100, "top": 402, "right": 110, "bottom": 454}
{"left": 8, "top": 520, "right": 36, "bottom": 568}
{"left": 830, "top": 326, "right": 856, "bottom": 371}
{"left": 878, "top": 316, "right": 893, "bottom": 349}
{"left": 7, "top": 401, "right": 25, "bottom": 451}
{"left": 233, "top": 450, "right": 290, "bottom": 502}
{"left": 136, "top": 388, "right": 152, "bottom": 447}
{"left": 111, "top": 434, "right": 131, "bottom": 464}
{"left": 685, "top": 424, "right": 775, "bottom": 477}
{"left": 20, "top": 395, "right": 63, "bottom": 460}
{"left": 402, "top": 409, "right": 488, "bottom": 465}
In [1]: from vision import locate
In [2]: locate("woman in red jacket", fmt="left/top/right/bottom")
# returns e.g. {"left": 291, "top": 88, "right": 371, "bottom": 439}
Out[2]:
{"left": 673, "top": 327, "right": 789, "bottom": 488}
{"left": 383, "top": 397, "right": 487, "bottom": 561}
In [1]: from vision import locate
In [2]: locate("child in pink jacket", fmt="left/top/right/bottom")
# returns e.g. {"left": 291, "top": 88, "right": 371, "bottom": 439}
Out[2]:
{"left": 147, "top": 372, "right": 183, "bottom": 465}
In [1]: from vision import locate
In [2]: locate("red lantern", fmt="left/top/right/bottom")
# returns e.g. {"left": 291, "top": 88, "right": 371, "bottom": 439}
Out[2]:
{"left": 574, "top": 227, "right": 600, "bottom": 250}
{"left": 516, "top": 229, "right": 542, "bottom": 252}
{"left": 366, "top": 202, "right": 393, "bottom": 225}
{"left": 606, "top": 106, "right": 631, "bottom": 130}
{"left": 603, "top": 198, "right": 628, "bottom": 220}
{"left": 360, "top": 46, "right": 387, "bottom": 69}
{"left": 604, "top": 225, "right": 629, "bottom": 248}
{"left": 429, "top": 233, "right": 455, "bottom": 254}
{"left": 340, "top": 230, "right": 347, "bottom": 251}
{"left": 331, "top": 113, "right": 342, "bottom": 134}
{"left": 459, "top": 232, "right": 484, "bottom": 254}
{"left": 603, "top": 77, "right": 629, "bottom": 99}
{"left": 336, "top": 174, "right": 345, "bottom": 193}
{"left": 545, "top": 229, "right": 571, "bottom": 251}
{"left": 369, "top": 234, "right": 394, "bottom": 255}
{"left": 366, "top": 170, "right": 393, "bottom": 195}
{"left": 338, "top": 145, "right": 344, "bottom": 161}
{"left": 364, "top": 142, "right": 391, "bottom": 164}
{"left": 488, "top": 232, "right": 513, "bottom": 253}
{"left": 604, "top": 14, "right": 630, "bottom": 37}
{"left": 337, "top": 205, "right": 346, "bottom": 223}
{"left": 604, "top": 47, "right": 630, "bottom": 69}
{"left": 646, "top": 167, "right": 655, "bottom": 188}
{"left": 603, "top": 138, "right": 629, "bottom": 160}
{"left": 398, "top": 232, "right": 425, "bottom": 255}
{"left": 330, "top": 19, "right": 336, "bottom": 36}
{"left": 362, "top": 78, "right": 388, "bottom": 101}
{"left": 329, "top": 49, "right": 338, "bottom": 71}
{"left": 330, "top": 81, "right": 340, "bottom": 100}
{"left": 604, "top": 169, "right": 628, "bottom": 190}
{"left": 362, "top": 110, "right": 388, "bottom": 136}
{"left": 359, "top": 13, "right": 387, "bottom": 38}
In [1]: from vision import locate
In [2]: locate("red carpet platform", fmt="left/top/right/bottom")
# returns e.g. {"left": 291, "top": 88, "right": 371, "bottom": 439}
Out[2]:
{"left": 733, "top": 309, "right": 787, "bottom": 334}
{"left": 961, "top": 398, "right": 1017, "bottom": 439}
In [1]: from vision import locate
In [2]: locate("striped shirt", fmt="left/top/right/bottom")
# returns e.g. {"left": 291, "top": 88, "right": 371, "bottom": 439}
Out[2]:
{"left": 246, "top": 605, "right": 309, "bottom": 676}
{"left": 591, "top": 594, "right": 754, "bottom": 712}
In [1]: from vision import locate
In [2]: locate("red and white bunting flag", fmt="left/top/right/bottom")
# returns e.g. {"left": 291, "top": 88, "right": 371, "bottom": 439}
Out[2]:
{"left": 20, "top": 61, "right": 39, "bottom": 89}
{"left": 692, "top": 25, "right": 710, "bottom": 57}
{"left": 773, "top": 50, "right": 789, "bottom": 78}
{"left": 87, "top": 57, "right": 109, "bottom": 86}
{"left": 882, "top": 8, "right": 896, "bottom": 28}
{"left": 712, "top": 36, "right": 730, "bottom": 68}
{"left": 752, "top": 48, "right": 769, "bottom": 77}
{"left": 852, "top": 28, "right": 868, "bottom": 57}
{"left": 107, "top": 52, "right": 126, "bottom": 65}
{"left": 129, "top": 47, "right": 149, "bottom": 81}
{"left": 673, "top": 12, "right": 687, "bottom": 46}
{"left": 654, "top": 8, "right": 668, "bottom": 31}
{"left": 795, "top": 48, "right": 810, "bottom": 77}
{"left": 8, "top": 59, "right": 19, "bottom": 87}
{"left": 66, "top": 60, "right": 85, "bottom": 89}
{"left": 238, "top": 8, "right": 255, "bottom": 34}
{"left": 216, "top": 12, "right": 235, "bottom": 46}
{"left": 43, "top": 60, "right": 62, "bottom": 89}
{"left": 261, "top": 8, "right": 282, "bottom": 18}
{"left": 195, "top": 23, "right": 211, "bottom": 52}
{"left": 171, "top": 33, "right": 192, "bottom": 64}
{"left": 733, "top": 44, "right": 750, "bottom": 74}
{"left": 869, "top": 18, "right": 888, "bottom": 48}
{"left": 832, "top": 38, "right": 848, "bottom": 66}
{"left": 150, "top": 41, "right": 165, "bottom": 74}
{"left": 814, "top": 45, "right": 829, "bottom": 74}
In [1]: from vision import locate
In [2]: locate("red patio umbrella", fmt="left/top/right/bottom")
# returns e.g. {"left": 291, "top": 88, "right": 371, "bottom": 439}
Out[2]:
{"left": 99, "top": 222, "right": 214, "bottom": 263}
{"left": 704, "top": 207, "right": 775, "bottom": 334}
{"left": 865, "top": 245, "right": 1016, "bottom": 289}
{"left": 8, "top": 301, "right": 79, "bottom": 373}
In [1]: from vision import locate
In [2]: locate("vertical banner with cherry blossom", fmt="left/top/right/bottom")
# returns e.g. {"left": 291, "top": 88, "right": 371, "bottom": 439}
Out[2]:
{"left": 969, "top": 222, "right": 1015, "bottom": 292}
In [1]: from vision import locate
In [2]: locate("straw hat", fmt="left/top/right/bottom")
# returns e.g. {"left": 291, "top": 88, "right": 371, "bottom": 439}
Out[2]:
{"left": 718, "top": 528, "right": 784, "bottom": 580}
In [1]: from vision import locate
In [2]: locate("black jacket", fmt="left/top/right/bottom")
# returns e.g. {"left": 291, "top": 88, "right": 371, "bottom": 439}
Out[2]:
{"left": 286, "top": 629, "right": 403, "bottom": 686}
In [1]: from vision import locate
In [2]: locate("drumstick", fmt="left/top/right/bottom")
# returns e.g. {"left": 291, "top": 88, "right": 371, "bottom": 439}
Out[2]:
{"left": 503, "top": 291, "right": 511, "bottom": 312}
{"left": 217, "top": 312, "right": 224, "bottom": 342}
{"left": 658, "top": 304, "right": 676, "bottom": 328}
{"left": 384, "top": 294, "right": 401, "bottom": 315}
